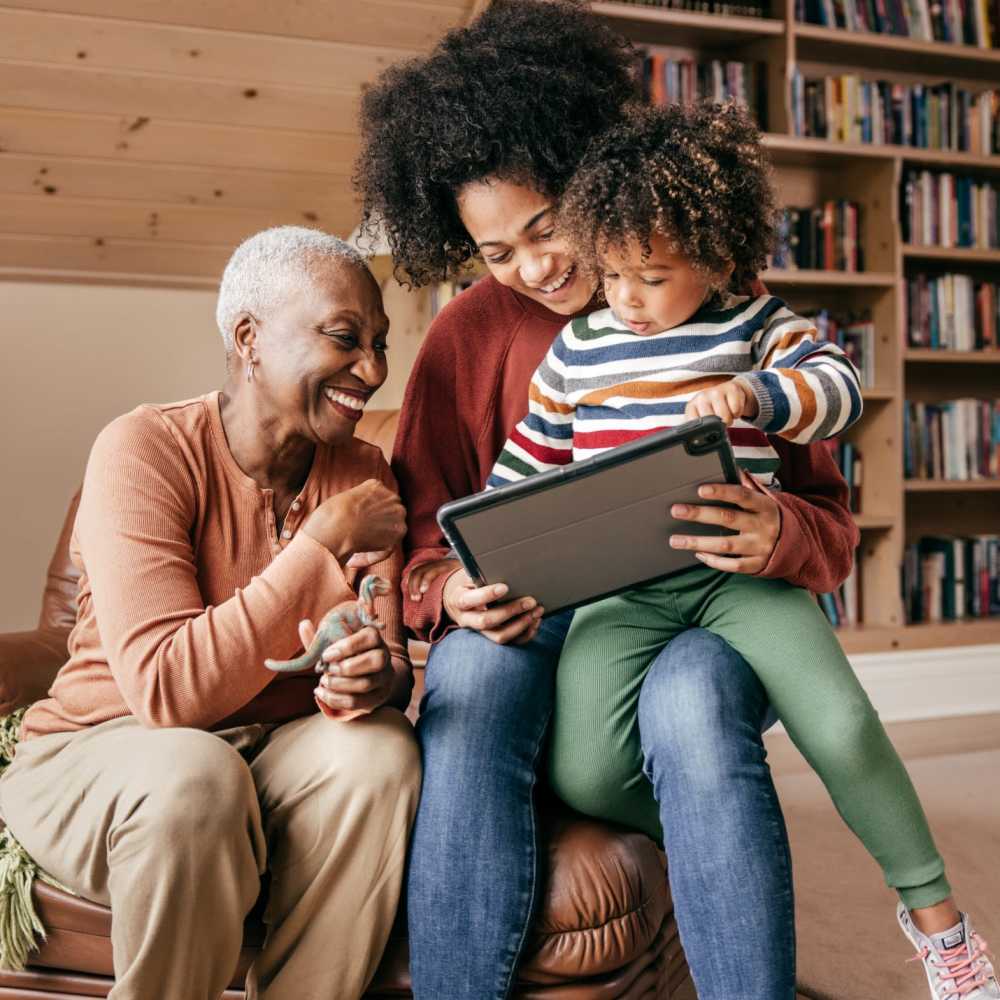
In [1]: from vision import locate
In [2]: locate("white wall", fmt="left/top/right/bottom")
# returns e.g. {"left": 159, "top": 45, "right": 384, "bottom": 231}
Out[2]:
{"left": 0, "top": 278, "right": 422, "bottom": 631}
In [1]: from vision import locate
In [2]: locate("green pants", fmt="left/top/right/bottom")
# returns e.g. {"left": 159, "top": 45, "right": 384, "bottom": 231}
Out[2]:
{"left": 548, "top": 568, "right": 950, "bottom": 910}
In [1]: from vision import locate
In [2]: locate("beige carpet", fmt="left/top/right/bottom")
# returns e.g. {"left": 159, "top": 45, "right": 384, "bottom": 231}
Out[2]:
{"left": 773, "top": 717, "right": 1000, "bottom": 999}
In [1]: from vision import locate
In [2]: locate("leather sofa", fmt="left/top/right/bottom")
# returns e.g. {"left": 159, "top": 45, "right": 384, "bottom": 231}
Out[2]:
{"left": 0, "top": 409, "right": 690, "bottom": 999}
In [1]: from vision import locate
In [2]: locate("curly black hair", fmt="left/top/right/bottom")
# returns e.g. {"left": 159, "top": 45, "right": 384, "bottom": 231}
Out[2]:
{"left": 558, "top": 101, "right": 777, "bottom": 292}
{"left": 353, "top": 0, "right": 638, "bottom": 287}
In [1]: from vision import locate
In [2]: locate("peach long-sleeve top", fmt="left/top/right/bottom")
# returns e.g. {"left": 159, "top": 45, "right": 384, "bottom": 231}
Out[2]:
{"left": 22, "top": 391, "right": 407, "bottom": 741}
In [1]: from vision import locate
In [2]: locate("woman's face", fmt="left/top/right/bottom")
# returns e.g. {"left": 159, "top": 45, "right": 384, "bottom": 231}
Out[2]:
{"left": 248, "top": 260, "right": 389, "bottom": 447}
{"left": 455, "top": 179, "right": 596, "bottom": 315}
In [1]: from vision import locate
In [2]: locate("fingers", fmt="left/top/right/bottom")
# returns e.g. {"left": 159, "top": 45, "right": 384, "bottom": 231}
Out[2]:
{"left": 670, "top": 499, "right": 755, "bottom": 533}
{"left": 315, "top": 676, "right": 389, "bottom": 714}
{"left": 669, "top": 529, "right": 761, "bottom": 556}
{"left": 675, "top": 481, "right": 766, "bottom": 517}
{"left": 298, "top": 619, "right": 316, "bottom": 648}
{"left": 691, "top": 551, "right": 766, "bottom": 575}
{"left": 320, "top": 625, "right": 382, "bottom": 666}
{"left": 685, "top": 389, "right": 735, "bottom": 426}
{"left": 347, "top": 549, "right": 393, "bottom": 569}
{"left": 511, "top": 615, "right": 544, "bottom": 646}
{"left": 319, "top": 649, "right": 392, "bottom": 694}
{"left": 453, "top": 582, "right": 509, "bottom": 613}
{"left": 457, "top": 597, "right": 540, "bottom": 634}
{"left": 483, "top": 607, "right": 545, "bottom": 645}
{"left": 408, "top": 558, "right": 461, "bottom": 601}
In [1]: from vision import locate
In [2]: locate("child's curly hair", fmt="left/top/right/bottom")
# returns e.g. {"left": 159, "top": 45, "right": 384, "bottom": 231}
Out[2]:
{"left": 353, "top": 0, "right": 638, "bottom": 288}
{"left": 559, "top": 101, "right": 777, "bottom": 292}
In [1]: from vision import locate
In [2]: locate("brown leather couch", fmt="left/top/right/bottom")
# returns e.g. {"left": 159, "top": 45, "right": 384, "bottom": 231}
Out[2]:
{"left": 0, "top": 409, "right": 690, "bottom": 1000}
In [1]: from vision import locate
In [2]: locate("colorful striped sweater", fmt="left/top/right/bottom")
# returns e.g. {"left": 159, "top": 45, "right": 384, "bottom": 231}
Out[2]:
{"left": 488, "top": 294, "right": 863, "bottom": 489}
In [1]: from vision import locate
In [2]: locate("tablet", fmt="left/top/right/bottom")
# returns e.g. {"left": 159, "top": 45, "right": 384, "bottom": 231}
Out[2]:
{"left": 436, "top": 416, "right": 741, "bottom": 615}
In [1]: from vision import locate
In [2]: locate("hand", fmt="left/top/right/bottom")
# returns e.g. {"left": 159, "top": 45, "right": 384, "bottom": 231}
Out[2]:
{"left": 668, "top": 470, "right": 781, "bottom": 574}
{"left": 302, "top": 479, "right": 406, "bottom": 567}
{"left": 685, "top": 381, "right": 758, "bottom": 426}
{"left": 407, "top": 558, "right": 465, "bottom": 601}
{"left": 442, "top": 569, "right": 544, "bottom": 646}
{"left": 298, "top": 619, "right": 394, "bottom": 718}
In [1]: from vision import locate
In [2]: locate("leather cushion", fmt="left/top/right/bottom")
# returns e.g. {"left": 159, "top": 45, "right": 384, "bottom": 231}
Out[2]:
{"left": 28, "top": 804, "right": 670, "bottom": 988}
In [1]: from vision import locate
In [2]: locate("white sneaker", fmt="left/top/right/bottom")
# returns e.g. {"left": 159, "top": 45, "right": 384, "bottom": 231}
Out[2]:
{"left": 898, "top": 903, "right": 1000, "bottom": 999}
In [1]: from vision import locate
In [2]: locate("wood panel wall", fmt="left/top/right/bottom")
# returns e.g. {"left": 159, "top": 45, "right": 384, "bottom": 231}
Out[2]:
{"left": 0, "top": 0, "right": 475, "bottom": 287}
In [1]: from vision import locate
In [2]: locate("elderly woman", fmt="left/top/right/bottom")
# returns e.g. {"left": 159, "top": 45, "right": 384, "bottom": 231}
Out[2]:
{"left": 355, "top": 3, "right": 860, "bottom": 999}
{"left": 0, "top": 227, "right": 420, "bottom": 1000}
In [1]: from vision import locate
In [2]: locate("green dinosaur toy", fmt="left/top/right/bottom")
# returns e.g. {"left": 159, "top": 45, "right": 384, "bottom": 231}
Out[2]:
{"left": 265, "top": 575, "right": 391, "bottom": 674}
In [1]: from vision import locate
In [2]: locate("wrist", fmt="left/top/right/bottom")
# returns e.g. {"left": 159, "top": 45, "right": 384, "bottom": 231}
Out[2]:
{"left": 440, "top": 568, "right": 466, "bottom": 621}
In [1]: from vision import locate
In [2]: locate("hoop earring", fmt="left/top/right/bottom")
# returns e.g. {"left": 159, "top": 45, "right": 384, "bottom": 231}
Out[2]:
{"left": 246, "top": 356, "right": 257, "bottom": 382}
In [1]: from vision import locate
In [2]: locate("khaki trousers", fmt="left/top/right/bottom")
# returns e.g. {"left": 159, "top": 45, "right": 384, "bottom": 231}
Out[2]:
{"left": 0, "top": 708, "right": 421, "bottom": 1000}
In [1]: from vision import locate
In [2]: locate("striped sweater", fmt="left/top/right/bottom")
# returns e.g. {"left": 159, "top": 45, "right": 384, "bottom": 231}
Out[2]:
{"left": 488, "top": 294, "right": 863, "bottom": 489}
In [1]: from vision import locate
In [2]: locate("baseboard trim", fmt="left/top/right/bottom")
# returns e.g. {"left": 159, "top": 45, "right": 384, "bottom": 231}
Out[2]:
{"left": 768, "top": 642, "right": 1000, "bottom": 740}
{"left": 848, "top": 642, "right": 1000, "bottom": 723}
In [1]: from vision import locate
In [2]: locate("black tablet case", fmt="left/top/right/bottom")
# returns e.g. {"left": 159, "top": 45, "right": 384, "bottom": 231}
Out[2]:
{"left": 437, "top": 417, "right": 741, "bottom": 615}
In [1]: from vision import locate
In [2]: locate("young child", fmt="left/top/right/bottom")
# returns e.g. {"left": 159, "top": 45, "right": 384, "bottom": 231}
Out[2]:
{"left": 487, "top": 102, "right": 997, "bottom": 999}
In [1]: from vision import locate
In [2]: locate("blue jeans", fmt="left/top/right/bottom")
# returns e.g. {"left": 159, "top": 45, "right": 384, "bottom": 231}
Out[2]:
{"left": 407, "top": 619, "right": 795, "bottom": 1000}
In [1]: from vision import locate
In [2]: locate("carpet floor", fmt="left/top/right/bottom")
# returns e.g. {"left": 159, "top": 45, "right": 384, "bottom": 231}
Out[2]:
{"left": 773, "top": 715, "right": 999, "bottom": 1000}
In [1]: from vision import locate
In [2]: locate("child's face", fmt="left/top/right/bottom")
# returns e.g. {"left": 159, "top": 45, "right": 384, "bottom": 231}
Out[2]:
{"left": 601, "top": 233, "right": 721, "bottom": 335}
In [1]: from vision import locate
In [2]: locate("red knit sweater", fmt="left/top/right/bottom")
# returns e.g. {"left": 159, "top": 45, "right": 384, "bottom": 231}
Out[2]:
{"left": 392, "top": 275, "right": 860, "bottom": 644}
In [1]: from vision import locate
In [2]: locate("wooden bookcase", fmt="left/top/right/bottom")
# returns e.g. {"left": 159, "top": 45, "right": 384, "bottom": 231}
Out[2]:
{"left": 374, "top": 2, "right": 999, "bottom": 657}
{"left": 590, "top": 0, "right": 1000, "bottom": 655}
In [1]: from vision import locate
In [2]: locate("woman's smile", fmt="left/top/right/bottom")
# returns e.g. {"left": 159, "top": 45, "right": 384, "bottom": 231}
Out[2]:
{"left": 323, "top": 384, "right": 369, "bottom": 423}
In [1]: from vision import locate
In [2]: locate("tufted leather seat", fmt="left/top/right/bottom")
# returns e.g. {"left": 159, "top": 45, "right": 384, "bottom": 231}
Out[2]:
{"left": 0, "top": 410, "right": 689, "bottom": 999}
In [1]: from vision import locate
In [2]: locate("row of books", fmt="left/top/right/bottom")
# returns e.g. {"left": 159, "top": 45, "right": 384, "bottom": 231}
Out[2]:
{"left": 770, "top": 202, "right": 865, "bottom": 272}
{"left": 905, "top": 273, "right": 1000, "bottom": 349}
{"left": 638, "top": 52, "right": 767, "bottom": 126}
{"left": 819, "top": 559, "right": 861, "bottom": 628}
{"left": 808, "top": 308, "right": 877, "bottom": 386}
{"left": 903, "top": 535, "right": 999, "bottom": 624}
{"left": 790, "top": 73, "right": 1000, "bottom": 155}
{"left": 823, "top": 438, "right": 864, "bottom": 510}
{"left": 903, "top": 398, "right": 1000, "bottom": 480}
{"left": 900, "top": 170, "right": 1000, "bottom": 249}
{"left": 614, "top": 0, "right": 770, "bottom": 15}
{"left": 796, "top": 0, "right": 999, "bottom": 47}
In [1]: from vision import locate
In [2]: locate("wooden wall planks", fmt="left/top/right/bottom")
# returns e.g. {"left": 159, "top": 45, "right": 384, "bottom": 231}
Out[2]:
{"left": 0, "top": 9, "right": 410, "bottom": 91}
{"left": 4, "top": 0, "right": 468, "bottom": 51}
{"left": 0, "top": 153, "right": 355, "bottom": 213}
{"left": 0, "top": 108, "right": 360, "bottom": 174}
{"left": 0, "top": 0, "right": 474, "bottom": 283}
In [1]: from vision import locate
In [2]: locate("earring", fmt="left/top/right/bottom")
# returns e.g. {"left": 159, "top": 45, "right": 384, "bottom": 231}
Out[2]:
{"left": 246, "top": 354, "right": 257, "bottom": 382}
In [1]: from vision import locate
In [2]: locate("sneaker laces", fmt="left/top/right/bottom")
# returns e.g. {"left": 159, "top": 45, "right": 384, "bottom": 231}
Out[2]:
{"left": 908, "top": 932, "right": 994, "bottom": 997}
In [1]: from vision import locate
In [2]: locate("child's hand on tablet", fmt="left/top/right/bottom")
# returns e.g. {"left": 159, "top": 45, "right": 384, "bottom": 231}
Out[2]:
{"left": 669, "top": 470, "right": 780, "bottom": 574}
{"left": 684, "top": 381, "right": 758, "bottom": 425}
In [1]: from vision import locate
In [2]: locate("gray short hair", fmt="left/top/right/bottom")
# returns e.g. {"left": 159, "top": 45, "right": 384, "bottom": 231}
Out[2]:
{"left": 215, "top": 226, "right": 368, "bottom": 353}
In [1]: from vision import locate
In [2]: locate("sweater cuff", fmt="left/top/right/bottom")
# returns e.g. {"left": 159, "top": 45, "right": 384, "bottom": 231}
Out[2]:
{"left": 735, "top": 373, "right": 777, "bottom": 432}
{"left": 266, "top": 532, "right": 354, "bottom": 630}
{"left": 402, "top": 549, "right": 461, "bottom": 644}
{"left": 755, "top": 495, "right": 806, "bottom": 583}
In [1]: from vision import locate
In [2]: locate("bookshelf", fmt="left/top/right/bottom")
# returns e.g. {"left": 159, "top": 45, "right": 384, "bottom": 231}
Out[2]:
{"left": 372, "top": 3, "right": 999, "bottom": 656}
{"left": 597, "top": 0, "right": 1000, "bottom": 654}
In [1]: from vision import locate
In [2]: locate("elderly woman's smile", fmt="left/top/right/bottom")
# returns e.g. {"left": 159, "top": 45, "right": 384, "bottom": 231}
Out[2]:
{"left": 220, "top": 247, "right": 390, "bottom": 454}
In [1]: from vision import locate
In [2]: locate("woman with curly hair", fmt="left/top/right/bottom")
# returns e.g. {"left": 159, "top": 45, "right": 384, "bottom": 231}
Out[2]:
{"left": 355, "top": 3, "right": 859, "bottom": 998}
{"left": 489, "top": 102, "right": 995, "bottom": 1000}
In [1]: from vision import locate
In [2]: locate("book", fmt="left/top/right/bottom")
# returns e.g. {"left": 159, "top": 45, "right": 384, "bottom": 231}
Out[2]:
{"left": 900, "top": 169, "right": 1000, "bottom": 249}
{"left": 903, "top": 398, "right": 1000, "bottom": 479}
{"left": 791, "top": 71, "right": 1000, "bottom": 156}
{"left": 637, "top": 50, "right": 767, "bottom": 127}
{"left": 769, "top": 201, "right": 866, "bottom": 271}
{"left": 905, "top": 273, "right": 999, "bottom": 349}
{"left": 796, "top": 0, "right": 1000, "bottom": 45}
{"left": 903, "top": 534, "right": 1000, "bottom": 623}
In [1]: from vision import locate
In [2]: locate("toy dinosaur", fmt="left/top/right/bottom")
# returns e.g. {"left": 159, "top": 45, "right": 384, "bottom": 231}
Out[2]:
{"left": 265, "top": 575, "right": 391, "bottom": 674}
